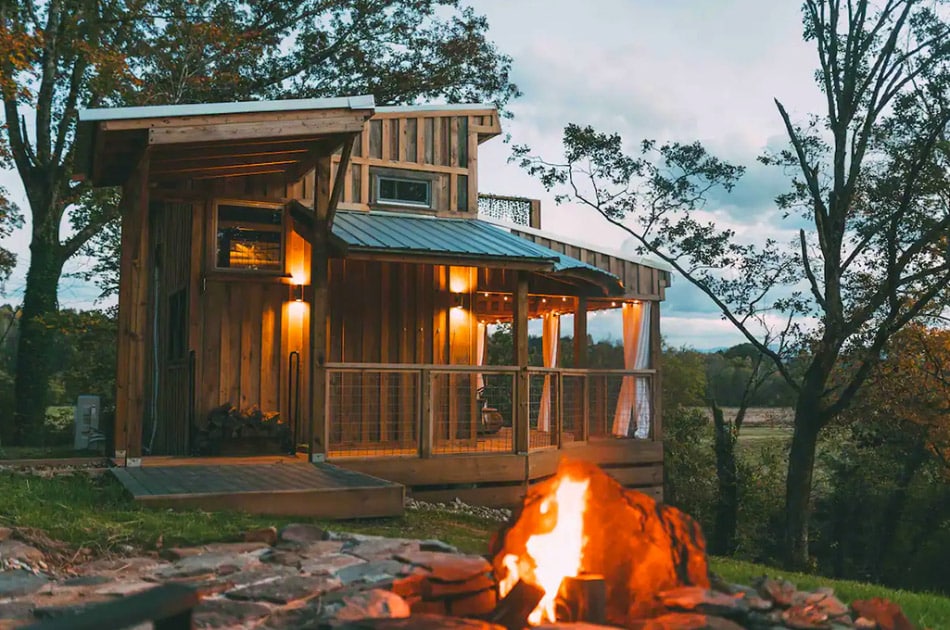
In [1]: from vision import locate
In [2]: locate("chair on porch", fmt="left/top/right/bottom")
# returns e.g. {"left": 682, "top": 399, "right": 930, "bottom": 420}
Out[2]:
{"left": 476, "top": 386, "right": 505, "bottom": 435}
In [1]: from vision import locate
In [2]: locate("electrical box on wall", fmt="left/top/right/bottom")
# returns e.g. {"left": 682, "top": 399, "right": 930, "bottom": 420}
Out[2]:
{"left": 74, "top": 395, "right": 103, "bottom": 451}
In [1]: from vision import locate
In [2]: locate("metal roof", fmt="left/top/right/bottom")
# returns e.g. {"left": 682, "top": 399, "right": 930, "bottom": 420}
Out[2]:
{"left": 374, "top": 103, "right": 495, "bottom": 114}
{"left": 331, "top": 211, "right": 618, "bottom": 282}
{"left": 78, "top": 95, "right": 375, "bottom": 122}
{"left": 479, "top": 215, "right": 673, "bottom": 273}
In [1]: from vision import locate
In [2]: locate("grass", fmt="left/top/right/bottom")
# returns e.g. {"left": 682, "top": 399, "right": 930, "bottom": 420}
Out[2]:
{"left": 3, "top": 471, "right": 948, "bottom": 628}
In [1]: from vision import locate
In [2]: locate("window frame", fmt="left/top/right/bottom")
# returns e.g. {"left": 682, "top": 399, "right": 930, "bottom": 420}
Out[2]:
{"left": 371, "top": 169, "right": 437, "bottom": 210}
{"left": 211, "top": 198, "right": 287, "bottom": 275}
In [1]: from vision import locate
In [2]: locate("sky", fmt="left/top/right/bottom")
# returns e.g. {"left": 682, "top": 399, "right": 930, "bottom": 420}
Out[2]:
{"left": 0, "top": 1, "right": 827, "bottom": 350}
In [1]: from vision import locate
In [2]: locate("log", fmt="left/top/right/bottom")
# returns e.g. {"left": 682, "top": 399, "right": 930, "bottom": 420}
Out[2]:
{"left": 556, "top": 574, "right": 606, "bottom": 624}
{"left": 486, "top": 580, "right": 544, "bottom": 630}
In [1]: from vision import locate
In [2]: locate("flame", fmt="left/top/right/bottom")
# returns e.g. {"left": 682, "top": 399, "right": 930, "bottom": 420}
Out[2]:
{"left": 497, "top": 474, "right": 590, "bottom": 625}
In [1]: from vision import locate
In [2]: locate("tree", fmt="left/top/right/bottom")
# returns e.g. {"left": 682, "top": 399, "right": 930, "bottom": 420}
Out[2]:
{"left": 0, "top": 0, "right": 518, "bottom": 444}
{"left": 515, "top": 0, "right": 950, "bottom": 567}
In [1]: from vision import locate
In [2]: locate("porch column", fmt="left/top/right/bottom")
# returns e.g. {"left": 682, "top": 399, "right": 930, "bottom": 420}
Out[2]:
{"left": 115, "top": 150, "right": 150, "bottom": 464}
{"left": 309, "top": 156, "right": 332, "bottom": 461}
{"left": 573, "top": 296, "right": 587, "bottom": 368}
{"left": 650, "top": 301, "right": 662, "bottom": 441}
{"left": 512, "top": 271, "right": 529, "bottom": 454}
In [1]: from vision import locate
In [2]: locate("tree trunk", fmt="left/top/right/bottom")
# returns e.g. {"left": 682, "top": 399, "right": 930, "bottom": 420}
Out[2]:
{"left": 784, "top": 394, "right": 823, "bottom": 570}
{"left": 710, "top": 401, "right": 739, "bottom": 555}
{"left": 11, "top": 229, "right": 63, "bottom": 446}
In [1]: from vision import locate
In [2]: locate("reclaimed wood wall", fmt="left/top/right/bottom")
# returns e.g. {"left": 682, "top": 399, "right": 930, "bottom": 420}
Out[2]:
{"left": 331, "top": 108, "right": 501, "bottom": 215}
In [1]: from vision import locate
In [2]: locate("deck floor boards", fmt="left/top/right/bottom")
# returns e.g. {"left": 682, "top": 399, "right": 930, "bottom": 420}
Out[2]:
{"left": 111, "top": 462, "right": 404, "bottom": 519}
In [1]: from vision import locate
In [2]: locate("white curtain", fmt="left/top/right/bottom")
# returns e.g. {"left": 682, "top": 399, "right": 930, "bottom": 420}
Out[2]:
{"left": 476, "top": 321, "right": 487, "bottom": 392}
{"left": 538, "top": 313, "right": 560, "bottom": 432}
{"left": 611, "top": 302, "right": 652, "bottom": 438}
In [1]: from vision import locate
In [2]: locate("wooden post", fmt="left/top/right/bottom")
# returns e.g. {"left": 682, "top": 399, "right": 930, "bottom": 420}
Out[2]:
{"left": 649, "top": 301, "right": 662, "bottom": 442}
{"left": 309, "top": 156, "right": 331, "bottom": 461}
{"left": 419, "top": 367, "right": 432, "bottom": 458}
{"left": 574, "top": 297, "right": 588, "bottom": 369}
{"left": 115, "top": 150, "right": 150, "bottom": 464}
{"left": 529, "top": 199, "right": 541, "bottom": 229}
{"left": 513, "top": 272, "right": 529, "bottom": 454}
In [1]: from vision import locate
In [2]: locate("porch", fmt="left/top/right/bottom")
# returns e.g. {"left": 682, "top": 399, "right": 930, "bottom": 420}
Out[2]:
{"left": 111, "top": 458, "right": 404, "bottom": 519}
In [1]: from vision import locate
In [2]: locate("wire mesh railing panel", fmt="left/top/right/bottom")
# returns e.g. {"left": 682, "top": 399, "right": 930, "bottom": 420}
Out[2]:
{"left": 587, "top": 372, "right": 653, "bottom": 439}
{"left": 327, "top": 369, "right": 419, "bottom": 457}
{"left": 477, "top": 193, "right": 532, "bottom": 226}
{"left": 560, "top": 373, "right": 586, "bottom": 443}
{"left": 431, "top": 370, "right": 515, "bottom": 454}
{"left": 528, "top": 371, "right": 559, "bottom": 450}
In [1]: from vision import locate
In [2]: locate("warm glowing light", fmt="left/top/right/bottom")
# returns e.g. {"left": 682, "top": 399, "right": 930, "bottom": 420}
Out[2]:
{"left": 503, "top": 296, "right": 509, "bottom": 302}
{"left": 484, "top": 292, "right": 490, "bottom": 297}
{"left": 542, "top": 298, "right": 547, "bottom": 303}
{"left": 611, "top": 301, "right": 617, "bottom": 307}
{"left": 497, "top": 474, "right": 591, "bottom": 625}
{"left": 562, "top": 297, "right": 567, "bottom": 302}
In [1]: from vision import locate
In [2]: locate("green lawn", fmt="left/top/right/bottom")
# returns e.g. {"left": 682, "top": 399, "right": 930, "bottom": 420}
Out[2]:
{"left": 2, "top": 471, "right": 948, "bottom": 628}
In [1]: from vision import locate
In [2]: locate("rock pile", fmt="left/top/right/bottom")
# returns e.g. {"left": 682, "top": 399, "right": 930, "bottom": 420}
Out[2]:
{"left": 0, "top": 523, "right": 916, "bottom": 629}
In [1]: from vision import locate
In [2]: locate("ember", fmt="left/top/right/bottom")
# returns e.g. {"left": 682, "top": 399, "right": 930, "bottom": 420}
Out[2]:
{"left": 490, "top": 459, "right": 709, "bottom": 626}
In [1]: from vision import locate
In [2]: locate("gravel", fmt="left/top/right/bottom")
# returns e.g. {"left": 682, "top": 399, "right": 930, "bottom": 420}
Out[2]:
{"left": 404, "top": 496, "right": 512, "bottom": 523}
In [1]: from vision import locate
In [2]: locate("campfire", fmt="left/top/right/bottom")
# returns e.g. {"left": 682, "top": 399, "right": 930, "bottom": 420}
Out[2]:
{"left": 488, "top": 459, "right": 709, "bottom": 627}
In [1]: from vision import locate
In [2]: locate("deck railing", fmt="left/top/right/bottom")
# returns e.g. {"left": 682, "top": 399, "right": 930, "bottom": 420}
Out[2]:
{"left": 325, "top": 363, "right": 655, "bottom": 458}
{"left": 477, "top": 193, "right": 541, "bottom": 228}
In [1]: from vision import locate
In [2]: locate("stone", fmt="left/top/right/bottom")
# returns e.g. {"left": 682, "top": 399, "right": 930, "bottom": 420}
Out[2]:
{"left": 333, "top": 589, "right": 411, "bottom": 621}
{"left": 93, "top": 579, "right": 155, "bottom": 596}
{"left": 334, "top": 560, "right": 406, "bottom": 586}
{"left": 535, "top": 625, "right": 626, "bottom": 630}
{"left": 162, "top": 542, "right": 271, "bottom": 561}
{"left": 348, "top": 538, "right": 419, "bottom": 561}
{"left": 0, "top": 527, "right": 12, "bottom": 541}
{"left": 77, "top": 556, "right": 160, "bottom": 576}
{"left": 193, "top": 598, "right": 273, "bottom": 628}
{"left": 243, "top": 526, "right": 278, "bottom": 546}
{"left": 0, "top": 570, "right": 48, "bottom": 597}
{"left": 325, "top": 613, "right": 504, "bottom": 629}
{"left": 395, "top": 551, "right": 491, "bottom": 583}
{"left": 658, "top": 586, "right": 748, "bottom": 619}
{"left": 0, "top": 601, "right": 34, "bottom": 619}
{"left": 422, "top": 572, "right": 495, "bottom": 599}
{"left": 755, "top": 576, "right": 799, "bottom": 607}
{"left": 627, "top": 613, "right": 745, "bottom": 630}
{"left": 0, "top": 540, "right": 46, "bottom": 564}
{"left": 60, "top": 575, "right": 112, "bottom": 587}
{"left": 154, "top": 550, "right": 264, "bottom": 579}
{"left": 446, "top": 588, "right": 497, "bottom": 617}
{"left": 226, "top": 574, "right": 341, "bottom": 605}
{"left": 418, "top": 540, "right": 458, "bottom": 554}
{"left": 279, "top": 523, "right": 328, "bottom": 545}
{"left": 850, "top": 598, "right": 914, "bottom": 630}
{"left": 490, "top": 459, "right": 709, "bottom": 624}
{"left": 301, "top": 552, "right": 366, "bottom": 576}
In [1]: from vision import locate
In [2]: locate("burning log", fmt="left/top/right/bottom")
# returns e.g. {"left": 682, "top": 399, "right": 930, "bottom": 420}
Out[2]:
{"left": 556, "top": 574, "right": 607, "bottom": 624}
{"left": 490, "top": 459, "right": 709, "bottom": 626}
{"left": 485, "top": 579, "right": 544, "bottom": 630}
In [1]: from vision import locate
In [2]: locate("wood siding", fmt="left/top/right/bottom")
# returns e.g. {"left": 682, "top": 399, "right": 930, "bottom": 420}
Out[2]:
{"left": 146, "top": 200, "right": 195, "bottom": 455}
{"left": 331, "top": 109, "right": 500, "bottom": 216}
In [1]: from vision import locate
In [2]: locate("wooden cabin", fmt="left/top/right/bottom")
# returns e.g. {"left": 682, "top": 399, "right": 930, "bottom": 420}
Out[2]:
{"left": 75, "top": 96, "right": 672, "bottom": 508}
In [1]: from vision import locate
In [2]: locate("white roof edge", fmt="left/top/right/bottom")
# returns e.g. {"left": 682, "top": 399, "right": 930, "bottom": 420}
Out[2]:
{"left": 478, "top": 216, "right": 674, "bottom": 273}
{"left": 374, "top": 103, "right": 496, "bottom": 114}
{"left": 78, "top": 95, "right": 376, "bottom": 122}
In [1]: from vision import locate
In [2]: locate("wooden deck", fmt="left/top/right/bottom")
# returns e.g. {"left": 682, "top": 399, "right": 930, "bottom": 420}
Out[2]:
{"left": 111, "top": 461, "right": 404, "bottom": 519}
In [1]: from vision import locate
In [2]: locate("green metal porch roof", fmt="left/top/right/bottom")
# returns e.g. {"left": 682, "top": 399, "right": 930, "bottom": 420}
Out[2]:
{"left": 330, "top": 210, "right": 620, "bottom": 289}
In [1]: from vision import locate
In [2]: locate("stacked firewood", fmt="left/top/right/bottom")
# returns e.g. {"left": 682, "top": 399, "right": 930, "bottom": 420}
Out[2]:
{"left": 193, "top": 403, "right": 291, "bottom": 455}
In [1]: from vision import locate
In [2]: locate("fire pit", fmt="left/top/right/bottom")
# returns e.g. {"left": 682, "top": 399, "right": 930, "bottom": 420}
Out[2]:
{"left": 488, "top": 458, "right": 710, "bottom": 627}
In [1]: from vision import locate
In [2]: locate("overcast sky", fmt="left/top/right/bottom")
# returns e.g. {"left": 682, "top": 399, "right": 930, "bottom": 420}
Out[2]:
{"left": 0, "top": 1, "right": 826, "bottom": 350}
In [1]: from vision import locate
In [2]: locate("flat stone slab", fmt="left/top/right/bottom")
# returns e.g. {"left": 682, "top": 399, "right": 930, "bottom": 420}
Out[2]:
{"left": 0, "top": 570, "right": 48, "bottom": 598}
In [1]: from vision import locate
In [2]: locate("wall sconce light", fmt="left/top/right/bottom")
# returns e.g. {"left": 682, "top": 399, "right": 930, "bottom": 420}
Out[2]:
{"left": 453, "top": 293, "right": 464, "bottom": 310}
{"left": 611, "top": 301, "right": 618, "bottom": 307}
{"left": 292, "top": 284, "right": 304, "bottom": 302}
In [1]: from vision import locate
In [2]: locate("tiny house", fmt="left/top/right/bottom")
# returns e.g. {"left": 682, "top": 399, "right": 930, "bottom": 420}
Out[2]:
{"left": 75, "top": 96, "right": 671, "bottom": 507}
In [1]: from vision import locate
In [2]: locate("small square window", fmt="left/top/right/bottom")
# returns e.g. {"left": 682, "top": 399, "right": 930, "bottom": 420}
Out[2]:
{"left": 215, "top": 202, "right": 283, "bottom": 271}
{"left": 376, "top": 175, "right": 431, "bottom": 208}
